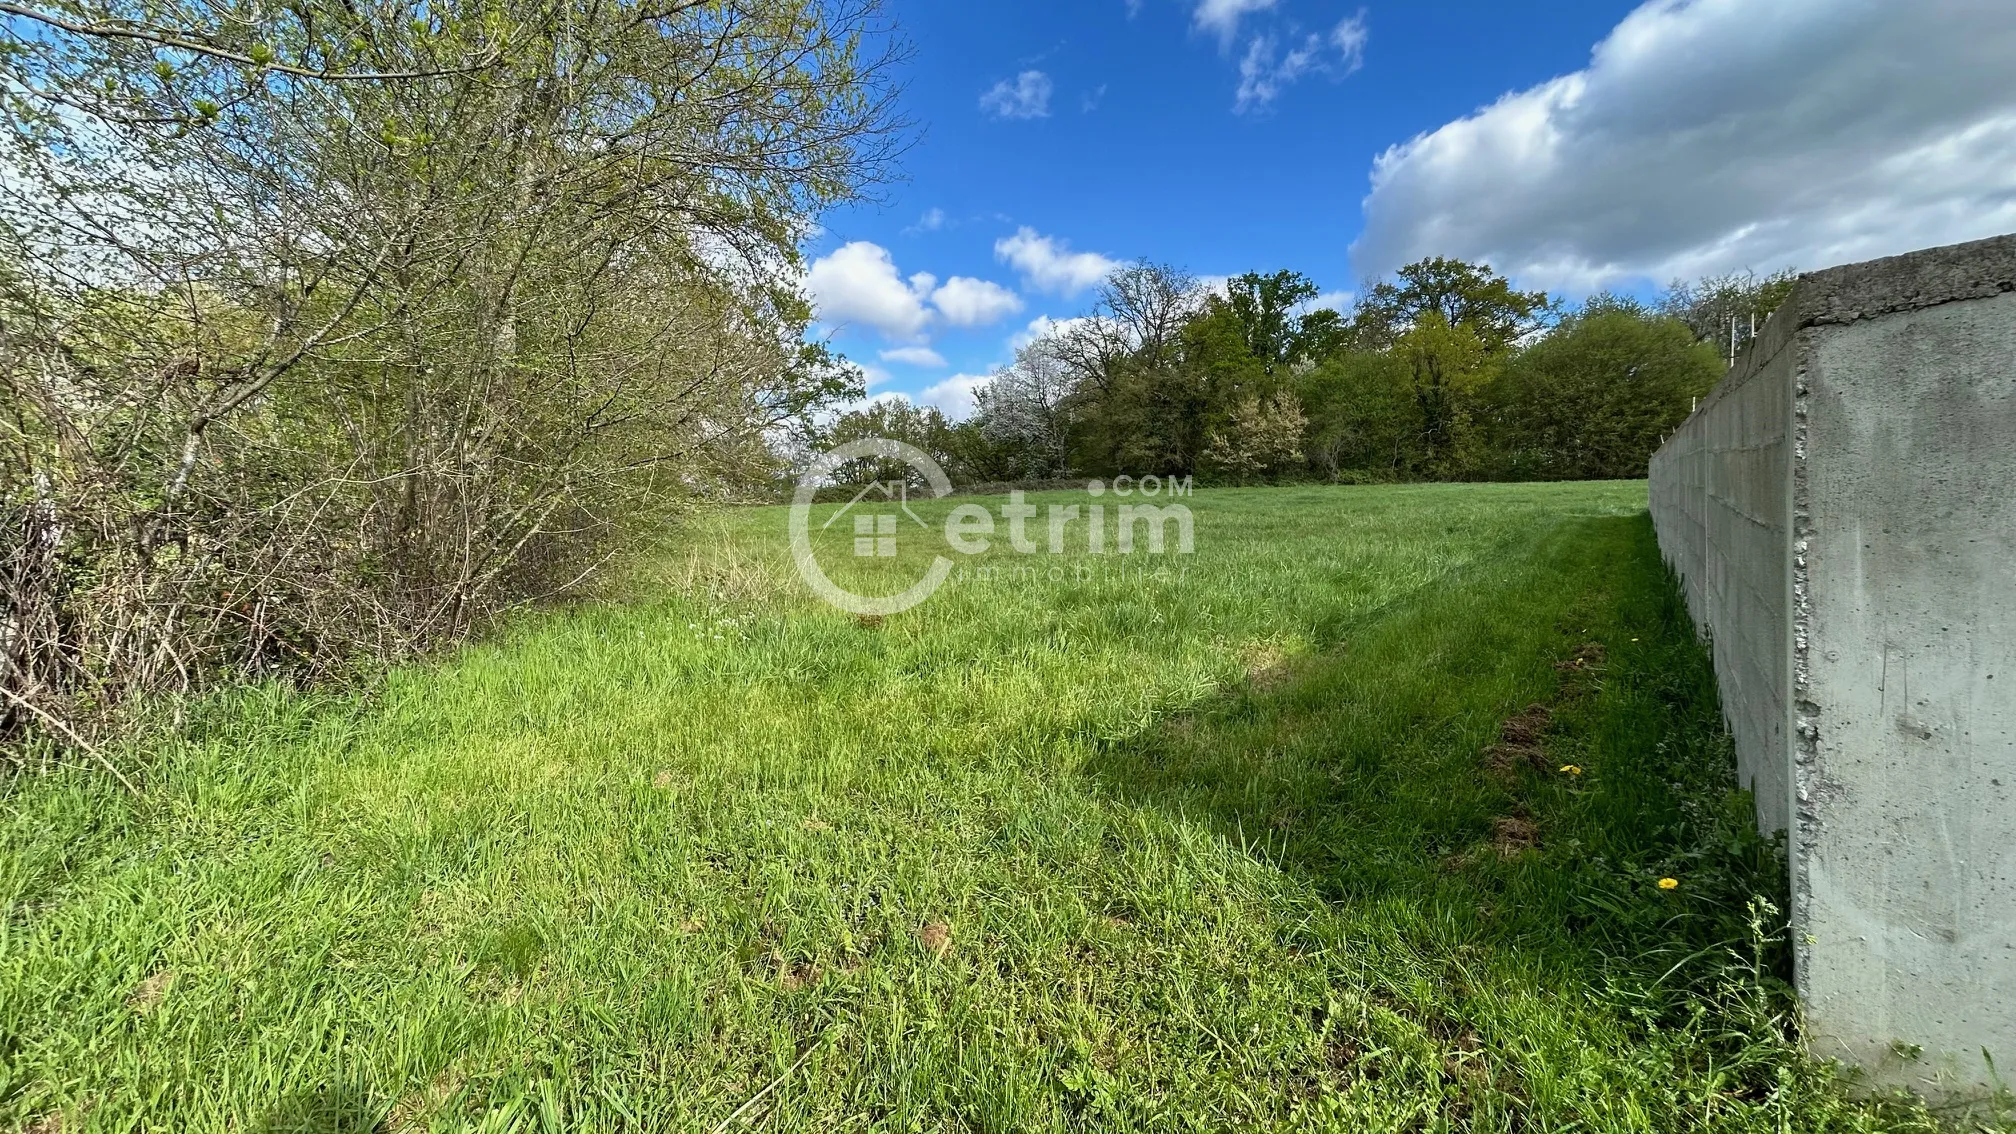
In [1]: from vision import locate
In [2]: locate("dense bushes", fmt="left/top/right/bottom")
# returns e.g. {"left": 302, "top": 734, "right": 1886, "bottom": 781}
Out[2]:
{"left": 1, "top": 0, "right": 898, "bottom": 741}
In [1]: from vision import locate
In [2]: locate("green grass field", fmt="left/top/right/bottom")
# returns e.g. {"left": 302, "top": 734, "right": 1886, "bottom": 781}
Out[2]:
{"left": 0, "top": 483, "right": 1973, "bottom": 1132}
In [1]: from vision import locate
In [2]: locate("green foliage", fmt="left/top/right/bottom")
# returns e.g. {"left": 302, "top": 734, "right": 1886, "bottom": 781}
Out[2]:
{"left": 1350, "top": 256, "right": 1555, "bottom": 353}
{"left": 1223, "top": 269, "right": 1334, "bottom": 374}
{"left": 1292, "top": 305, "right": 1351, "bottom": 363}
{"left": 1394, "top": 312, "right": 1496, "bottom": 475}
{"left": 1295, "top": 349, "right": 1416, "bottom": 477}
{"left": 983, "top": 256, "right": 1748, "bottom": 488}
{"left": 1483, "top": 306, "right": 1726, "bottom": 480}
{"left": 1, "top": 0, "right": 902, "bottom": 733}
{"left": 1659, "top": 268, "right": 1802, "bottom": 356}
{"left": 820, "top": 399, "right": 980, "bottom": 485}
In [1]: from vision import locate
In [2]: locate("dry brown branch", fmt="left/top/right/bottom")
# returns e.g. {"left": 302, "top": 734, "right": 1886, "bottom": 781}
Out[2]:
{"left": 0, "top": 685, "right": 141, "bottom": 794}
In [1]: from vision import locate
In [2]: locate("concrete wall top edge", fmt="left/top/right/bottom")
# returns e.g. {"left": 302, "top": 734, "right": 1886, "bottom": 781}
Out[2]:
{"left": 1796, "top": 232, "right": 2016, "bottom": 328}
{"left": 1656, "top": 232, "right": 2016, "bottom": 448}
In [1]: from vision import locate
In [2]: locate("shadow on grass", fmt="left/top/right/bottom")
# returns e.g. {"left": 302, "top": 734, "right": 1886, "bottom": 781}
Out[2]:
{"left": 1082, "top": 512, "right": 1789, "bottom": 1000}
{"left": 256, "top": 1081, "right": 383, "bottom": 1134}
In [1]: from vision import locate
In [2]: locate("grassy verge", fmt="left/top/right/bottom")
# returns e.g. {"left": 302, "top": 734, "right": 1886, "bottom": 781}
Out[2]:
{"left": 0, "top": 483, "right": 1972, "bottom": 1131}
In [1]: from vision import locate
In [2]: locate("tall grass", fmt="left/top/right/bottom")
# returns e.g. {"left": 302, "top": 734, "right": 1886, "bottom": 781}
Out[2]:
{"left": 0, "top": 483, "right": 1981, "bottom": 1131}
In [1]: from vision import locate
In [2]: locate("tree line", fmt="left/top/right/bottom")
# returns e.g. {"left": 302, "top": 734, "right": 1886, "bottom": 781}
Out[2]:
{"left": 816, "top": 261, "right": 1799, "bottom": 487}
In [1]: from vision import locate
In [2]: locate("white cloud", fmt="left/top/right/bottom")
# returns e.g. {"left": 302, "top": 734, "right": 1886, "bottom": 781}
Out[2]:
{"left": 1331, "top": 12, "right": 1369, "bottom": 71}
{"left": 1010, "top": 314, "right": 1089, "bottom": 352}
{"left": 804, "top": 242, "right": 933, "bottom": 341}
{"left": 1194, "top": 0, "right": 1276, "bottom": 44}
{"left": 995, "top": 227, "right": 1125, "bottom": 296}
{"left": 805, "top": 242, "right": 1024, "bottom": 342}
{"left": 919, "top": 374, "right": 994, "bottom": 420}
{"left": 1301, "top": 289, "right": 1354, "bottom": 316}
{"left": 930, "top": 276, "right": 1025, "bottom": 327}
{"left": 981, "top": 71, "right": 1054, "bottom": 120}
{"left": 879, "top": 346, "right": 947, "bottom": 368}
{"left": 814, "top": 387, "right": 911, "bottom": 428}
{"left": 1235, "top": 36, "right": 1307, "bottom": 114}
{"left": 859, "top": 365, "right": 895, "bottom": 389}
{"left": 1350, "top": 0, "right": 2016, "bottom": 292}
{"left": 906, "top": 207, "right": 947, "bottom": 234}
{"left": 1235, "top": 12, "right": 1367, "bottom": 113}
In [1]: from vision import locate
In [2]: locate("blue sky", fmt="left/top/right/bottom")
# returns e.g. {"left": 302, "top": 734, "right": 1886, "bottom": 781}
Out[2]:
{"left": 801, "top": 0, "right": 2016, "bottom": 416}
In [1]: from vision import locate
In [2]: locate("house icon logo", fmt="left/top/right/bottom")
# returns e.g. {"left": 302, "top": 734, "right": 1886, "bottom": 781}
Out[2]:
{"left": 789, "top": 438, "right": 955, "bottom": 615}
{"left": 825, "top": 480, "right": 929, "bottom": 558}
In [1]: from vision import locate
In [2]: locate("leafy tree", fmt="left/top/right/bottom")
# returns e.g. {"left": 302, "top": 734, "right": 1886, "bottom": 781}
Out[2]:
{"left": 1091, "top": 356, "right": 1209, "bottom": 478}
{"left": 1352, "top": 258, "right": 1553, "bottom": 353}
{"left": 1484, "top": 306, "right": 1723, "bottom": 479}
{"left": 1576, "top": 292, "right": 1650, "bottom": 319}
{"left": 1091, "top": 294, "right": 1272, "bottom": 478}
{"left": 1224, "top": 270, "right": 1318, "bottom": 374}
{"left": 821, "top": 400, "right": 967, "bottom": 485}
{"left": 1042, "top": 263, "right": 1210, "bottom": 476}
{"left": 1295, "top": 350, "right": 1417, "bottom": 478}
{"left": 955, "top": 254, "right": 1734, "bottom": 490}
{"left": 1395, "top": 314, "right": 1495, "bottom": 475}
{"left": 1292, "top": 306, "right": 1352, "bottom": 366}
{"left": 1658, "top": 268, "right": 1799, "bottom": 359}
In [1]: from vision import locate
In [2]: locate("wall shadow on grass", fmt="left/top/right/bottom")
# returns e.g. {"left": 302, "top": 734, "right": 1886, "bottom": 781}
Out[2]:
{"left": 1081, "top": 512, "right": 1789, "bottom": 997}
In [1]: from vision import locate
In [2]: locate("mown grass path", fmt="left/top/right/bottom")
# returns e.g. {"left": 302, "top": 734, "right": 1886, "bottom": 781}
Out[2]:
{"left": 0, "top": 484, "right": 1955, "bottom": 1131}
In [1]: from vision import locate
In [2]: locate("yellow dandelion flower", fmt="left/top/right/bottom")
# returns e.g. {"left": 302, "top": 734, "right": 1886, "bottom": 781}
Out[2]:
{"left": 1559, "top": 764, "right": 1583, "bottom": 776}
{"left": 1658, "top": 877, "right": 1679, "bottom": 890}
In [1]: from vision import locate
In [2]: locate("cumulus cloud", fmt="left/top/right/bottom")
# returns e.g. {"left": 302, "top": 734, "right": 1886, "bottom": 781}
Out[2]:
{"left": 1194, "top": 274, "right": 1234, "bottom": 299}
{"left": 805, "top": 241, "right": 1023, "bottom": 341}
{"left": 1350, "top": 0, "right": 2016, "bottom": 291}
{"left": 1194, "top": 0, "right": 1276, "bottom": 43}
{"left": 981, "top": 71, "right": 1054, "bottom": 120}
{"left": 821, "top": 372, "right": 997, "bottom": 426}
{"left": 804, "top": 242, "right": 934, "bottom": 341}
{"left": 995, "top": 227, "right": 1124, "bottom": 296}
{"left": 919, "top": 374, "right": 994, "bottom": 420}
{"left": 1235, "top": 12, "right": 1368, "bottom": 113}
{"left": 814, "top": 387, "right": 911, "bottom": 428}
{"left": 930, "top": 276, "right": 1025, "bottom": 327}
{"left": 1301, "top": 290, "right": 1354, "bottom": 316}
{"left": 879, "top": 346, "right": 947, "bottom": 368}
{"left": 1010, "top": 314, "right": 1090, "bottom": 352}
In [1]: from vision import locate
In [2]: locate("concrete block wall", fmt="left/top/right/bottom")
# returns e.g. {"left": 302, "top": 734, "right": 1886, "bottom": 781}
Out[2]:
{"left": 1648, "top": 296, "right": 1797, "bottom": 839}
{"left": 1649, "top": 234, "right": 2016, "bottom": 1100}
